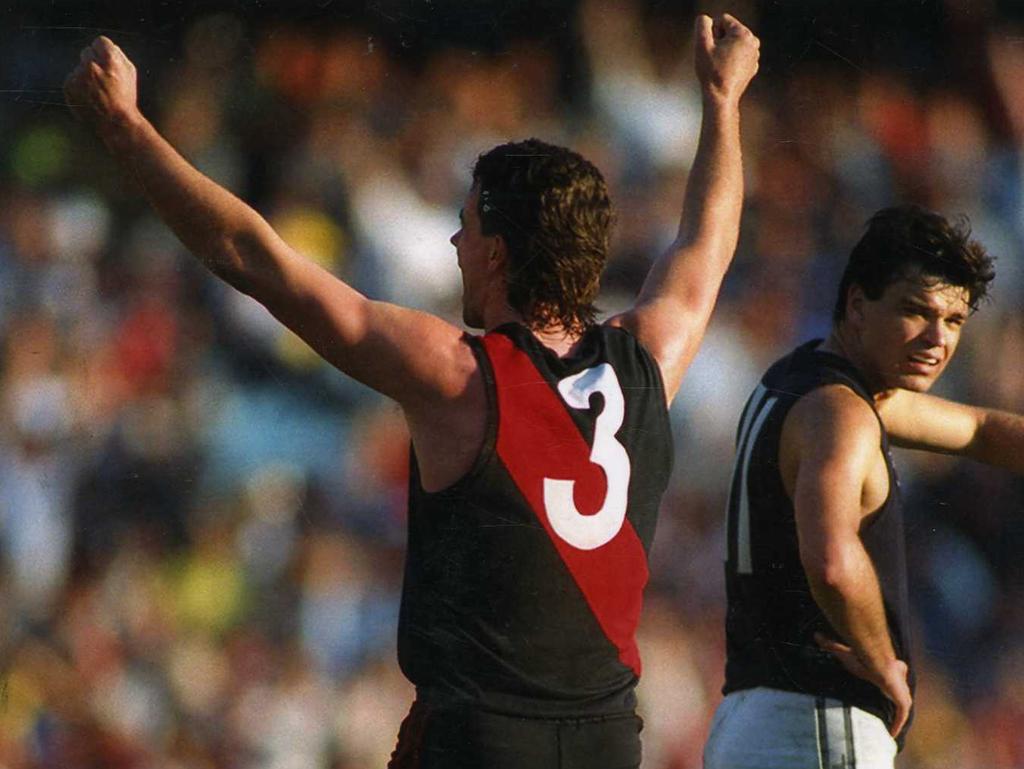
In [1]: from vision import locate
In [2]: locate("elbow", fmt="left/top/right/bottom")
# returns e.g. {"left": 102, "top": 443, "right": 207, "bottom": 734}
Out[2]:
{"left": 207, "top": 257, "right": 244, "bottom": 289}
{"left": 212, "top": 234, "right": 248, "bottom": 279}
{"left": 209, "top": 231, "right": 270, "bottom": 295}
{"left": 801, "top": 546, "right": 861, "bottom": 596}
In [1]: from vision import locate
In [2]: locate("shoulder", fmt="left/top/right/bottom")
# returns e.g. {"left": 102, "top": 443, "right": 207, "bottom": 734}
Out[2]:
{"left": 598, "top": 318, "right": 669, "bottom": 380}
{"left": 410, "top": 325, "right": 485, "bottom": 403}
{"left": 872, "top": 387, "right": 919, "bottom": 427}
{"left": 776, "top": 385, "right": 888, "bottom": 509}
{"left": 592, "top": 321, "right": 650, "bottom": 360}
{"left": 784, "top": 384, "right": 882, "bottom": 453}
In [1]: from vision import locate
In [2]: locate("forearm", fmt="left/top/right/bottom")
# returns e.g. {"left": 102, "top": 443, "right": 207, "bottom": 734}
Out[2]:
{"left": 677, "top": 98, "right": 743, "bottom": 263}
{"left": 97, "top": 111, "right": 285, "bottom": 296}
{"left": 638, "top": 97, "right": 743, "bottom": 308}
{"left": 969, "top": 408, "right": 1024, "bottom": 472}
{"left": 806, "top": 543, "right": 901, "bottom": 677}
{"left": 883, "top": 389, "right": 1024, "bottom": 472}
{"left": 604, "top": 16, "right": 757, "bottom": 401}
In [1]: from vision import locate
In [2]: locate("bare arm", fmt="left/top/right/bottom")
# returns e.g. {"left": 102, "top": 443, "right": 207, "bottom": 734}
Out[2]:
{"left": 876, "top": 388, "right": 1024, "bottom": 472}
{"left": 609, "top": 14, "right": 759, "bottom": 403}
{"left": 783, "top": 386, "right": 912, "bottom": 738}
{"left": 63, "top": 37, "right": 475, "bottom": 409}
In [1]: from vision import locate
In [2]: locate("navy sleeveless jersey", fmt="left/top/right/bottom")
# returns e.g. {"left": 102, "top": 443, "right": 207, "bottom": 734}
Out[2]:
{"left": 397, "top": 322, "right": 672, "bottom": 718}
{"left": 722, "top": 340, "right": 915, "bottom": 733}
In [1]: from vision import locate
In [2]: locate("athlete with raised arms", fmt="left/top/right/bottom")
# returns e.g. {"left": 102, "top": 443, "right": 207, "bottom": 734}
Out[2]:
{"left": 66, "top": 14, "right": 759, "bottom": 767}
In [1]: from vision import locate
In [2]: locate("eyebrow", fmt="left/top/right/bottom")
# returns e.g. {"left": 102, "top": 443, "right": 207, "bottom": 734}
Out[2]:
{"left": 902, "top": 296, "right": 968, "bottom": 320}
{"left": 902, "top": 297, "right": 934, "bottom": 309}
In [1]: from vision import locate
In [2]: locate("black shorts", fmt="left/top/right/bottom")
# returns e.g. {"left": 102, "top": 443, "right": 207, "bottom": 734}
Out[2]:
{"left": 387, "top": 700, "right": 643, "bottom": 769}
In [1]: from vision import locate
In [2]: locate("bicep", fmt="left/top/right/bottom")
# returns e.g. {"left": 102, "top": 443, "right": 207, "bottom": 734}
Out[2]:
{"left": 607, "top": 289, "right": 712, "bottom": 404}
{"left": 786, "top": 391, "right": 880, "bottom": 572}
{"left": 876, "top": 389, "right": 981, "bottom": 454}
{"left": 792, "top": 449, "right": 866, "bottom": 567}
{"left": 256, "top": 245, "right": 475, "bottom": 405}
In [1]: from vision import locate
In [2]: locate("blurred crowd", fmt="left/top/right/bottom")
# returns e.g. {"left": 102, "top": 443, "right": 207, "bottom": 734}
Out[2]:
{"left": 1, "top": 1, "right": 1023, "bottom": 767}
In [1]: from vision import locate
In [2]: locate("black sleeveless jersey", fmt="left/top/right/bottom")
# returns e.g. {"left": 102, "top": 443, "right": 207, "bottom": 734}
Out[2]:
{"left": 722, "top": 340, "right": 915, "bottom": 734}
{"left": 398, "top": 322, "right": 672, "bottom": 718}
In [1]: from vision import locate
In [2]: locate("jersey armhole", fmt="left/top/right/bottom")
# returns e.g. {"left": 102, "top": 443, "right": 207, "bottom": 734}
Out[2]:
{"left": 620, "top": 325, "right": 674, "bottom": 472}
{"left": 769, "top": 395, "right": 800, "bottom": 509}
{"left": 410, "top": 333, "right": 498, "bottom": 498}
{"left": 604, "top": 322, "right": 672, "bottom": 420}
{"left": 783, "top": 381, "right": 896, "bottom": 518}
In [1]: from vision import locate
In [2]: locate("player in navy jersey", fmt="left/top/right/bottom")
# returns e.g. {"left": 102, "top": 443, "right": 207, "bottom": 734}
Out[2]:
{"left": 704, "top": 206, "right": 1024, "bottom": 769}
{"left": 65, "top": 14, "right": 759, "bottom": 768}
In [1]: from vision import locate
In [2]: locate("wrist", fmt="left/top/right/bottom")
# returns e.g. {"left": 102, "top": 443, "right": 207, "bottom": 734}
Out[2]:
{"left": 97, "top": 107, "right": 148, "bottom": 153}
{"left": 700, "top": 90, "right": 742, "bottom": 129}
{"left": 701, "top": 90, "right": 742, "bottom": 118}
{"left": 867, "top": 653, "right": 903, "bottom": 683}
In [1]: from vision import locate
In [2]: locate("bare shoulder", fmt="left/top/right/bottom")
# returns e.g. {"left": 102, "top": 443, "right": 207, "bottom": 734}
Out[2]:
{"left": 302, "top": 289, "right": 480, "bottom": 409}
{"left": 602, "top": 311, "right": 647, "bottom": 346}
{"left": 776, "top": 384, "right": 886, "bottom": 508}
{"left": 381, "top": 306, "right": 481, "bottom": 401}
{"left": 603, "top": 308, "right": 684, "bottom": 399}
{"left": 603, "top": 312, "right": 629, "bottom": 334}
{"left": 402, "top": 329, "right": 489, "bottom": 492}
{"left": 781, "top": 384, "right": 882, "bottom": 468}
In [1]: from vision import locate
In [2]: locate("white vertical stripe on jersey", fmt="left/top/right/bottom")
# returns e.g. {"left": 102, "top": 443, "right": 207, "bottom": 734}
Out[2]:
{"left": 725, "top": 383, "right": 767, "bottom": 562}
{"left": 736, "top": 395, "right": 777, "bottom": 574}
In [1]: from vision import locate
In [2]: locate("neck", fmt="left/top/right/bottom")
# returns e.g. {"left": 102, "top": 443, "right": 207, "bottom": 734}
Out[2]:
{"left": 820, "top": 326, "right": 892, "bottom": 401}
{"left": 531, "top": 324, "right": 585, "bottom": 357}
{"left": 483, "top": 306, "right": 584, "bottom": 358}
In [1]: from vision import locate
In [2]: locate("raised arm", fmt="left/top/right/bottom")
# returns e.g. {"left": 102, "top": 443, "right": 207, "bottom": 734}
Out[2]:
{"left": 63, "top": 37, "right": 475, "bottom": 409}
{"left": 876, "top": 388, "right": 1024, "bottom": 472}
{"left": 608, "top": 14, "right": 759, "bottom": 403}
{"left": 783, "top": 386, "right": 912, "bottom": 738}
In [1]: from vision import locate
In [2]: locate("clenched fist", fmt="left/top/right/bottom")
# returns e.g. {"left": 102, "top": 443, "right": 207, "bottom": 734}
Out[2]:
{"left": 64, "top": 36, "right": 140, "bottom": 134}
{"left": 694, "top": 14, "right": 760, "bottom": 105}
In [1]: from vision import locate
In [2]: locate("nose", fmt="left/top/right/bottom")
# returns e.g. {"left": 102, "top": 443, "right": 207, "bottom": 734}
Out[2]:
{"left": 922, "top": 317, "right": 946, "bottom": 348}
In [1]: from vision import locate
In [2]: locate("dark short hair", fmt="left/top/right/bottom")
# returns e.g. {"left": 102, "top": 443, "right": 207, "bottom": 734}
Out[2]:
{"left": 472, "top": 139, "right": 613, "bottom": 334}
{"left": 833, "top": 205, "right": 996, "bottom": 323}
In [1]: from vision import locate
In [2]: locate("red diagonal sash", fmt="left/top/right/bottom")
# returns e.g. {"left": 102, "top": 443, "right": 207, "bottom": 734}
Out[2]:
{"left": 482, "top": 332, "right": 647, "bottom": 675}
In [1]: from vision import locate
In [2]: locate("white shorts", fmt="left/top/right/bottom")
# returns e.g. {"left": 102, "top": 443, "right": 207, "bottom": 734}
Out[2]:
{"left": 702, "top": 687, "right": 897, "bottom": 769}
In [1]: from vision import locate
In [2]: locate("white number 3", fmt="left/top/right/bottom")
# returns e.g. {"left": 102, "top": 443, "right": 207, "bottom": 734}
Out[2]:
{"left": 544, "top": 364, "right": 631, "bottom": 550}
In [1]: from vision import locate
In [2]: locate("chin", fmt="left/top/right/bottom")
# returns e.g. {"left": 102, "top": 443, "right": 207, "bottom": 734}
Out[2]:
{"left": 891, "top": 373, "right": 939, "bottom": 393}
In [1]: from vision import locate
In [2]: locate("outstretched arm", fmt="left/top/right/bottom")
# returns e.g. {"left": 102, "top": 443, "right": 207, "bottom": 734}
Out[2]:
{"left": 876, "top": 388, "right": 1024, "bottom": 472}
{"left": 63, "top": 37, "right": 475, "bottom": 409}
{"left": 608, "top": 14, "right": 759, "bottom": 403}
{"left": 784, "top": 386, "right": 912, "bottom": 738}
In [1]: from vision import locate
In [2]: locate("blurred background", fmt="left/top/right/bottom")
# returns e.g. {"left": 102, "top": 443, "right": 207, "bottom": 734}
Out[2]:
{"left": 0, "top": 0, "right": 1022, "bottom": 766}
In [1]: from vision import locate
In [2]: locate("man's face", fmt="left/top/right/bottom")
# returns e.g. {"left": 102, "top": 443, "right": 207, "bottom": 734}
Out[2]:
{"left": 450, "top": 185, "right": 498, "bottom": 329}
{"left": 852, "top": 272, "right": 970, "bottom": 392}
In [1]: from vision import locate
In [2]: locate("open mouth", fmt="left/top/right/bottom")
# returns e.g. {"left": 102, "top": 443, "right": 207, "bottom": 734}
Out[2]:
{"left": 906, "top": 352, "right": 941, "bottom": 372}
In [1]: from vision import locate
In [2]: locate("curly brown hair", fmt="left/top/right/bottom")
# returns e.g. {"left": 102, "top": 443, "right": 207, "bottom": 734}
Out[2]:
{"left": 833, "top": 204, "right": 996, "bottom": 323}
{"left": 472, "top": 139, "right": 613, "bottom": 334}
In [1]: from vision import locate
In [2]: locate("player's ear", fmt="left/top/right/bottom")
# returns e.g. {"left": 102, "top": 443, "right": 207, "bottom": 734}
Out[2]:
{"left": 488, "top": 234, "right": 508, "bottom": 273}
{"left": 846, "top": 284, "right": 866, "bottom": 325}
